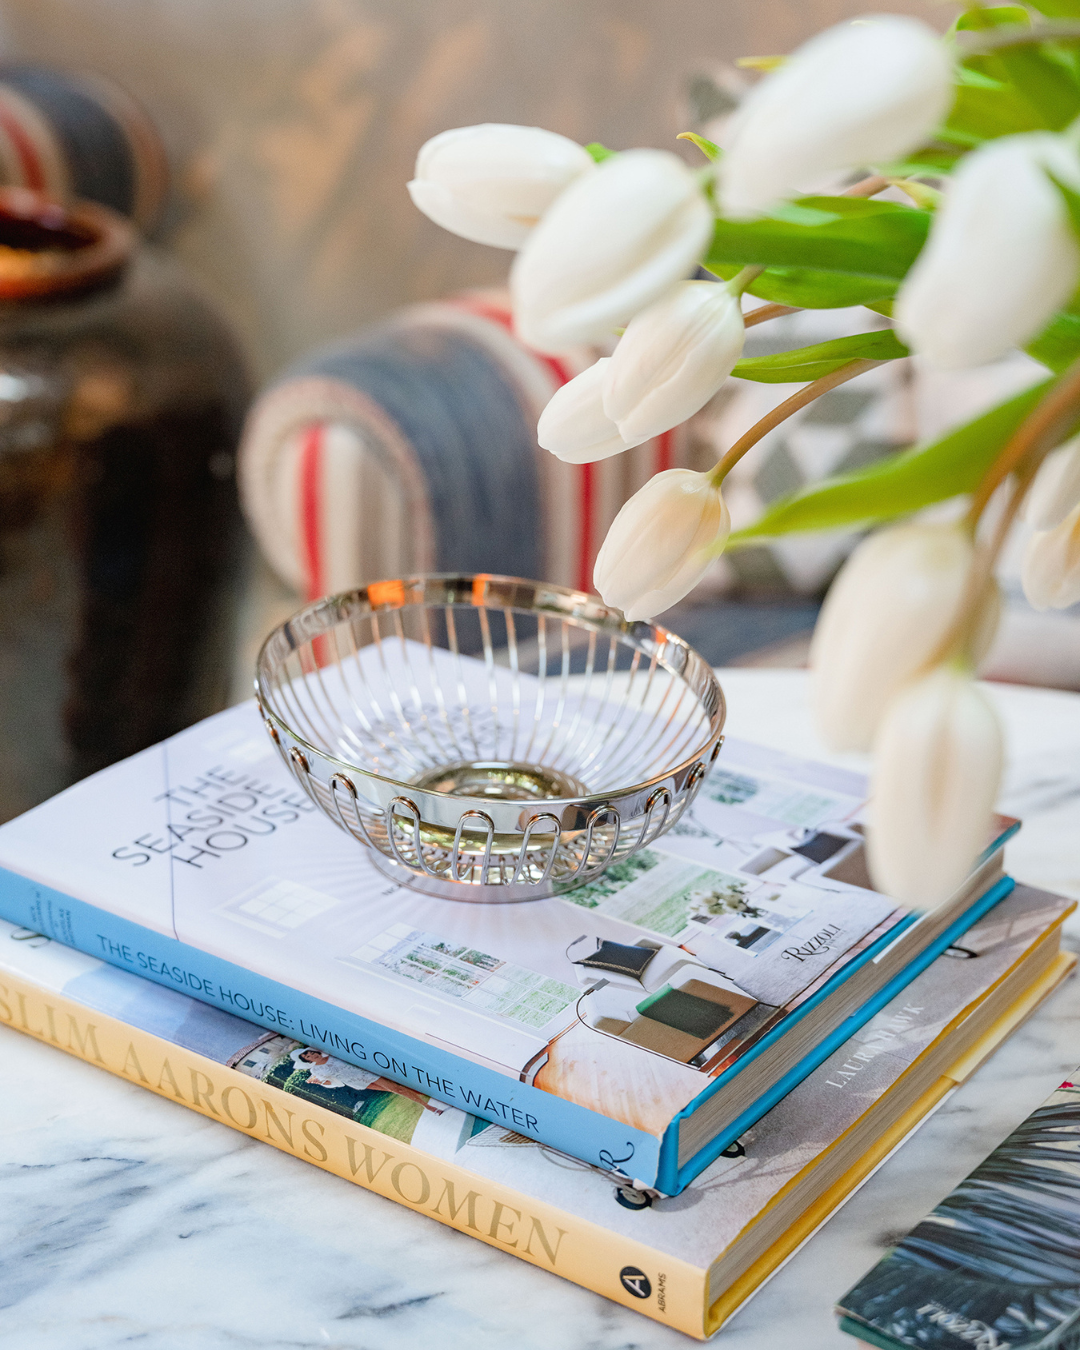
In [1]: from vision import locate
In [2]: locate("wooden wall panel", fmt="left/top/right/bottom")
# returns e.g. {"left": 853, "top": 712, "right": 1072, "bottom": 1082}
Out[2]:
{"left": 0, "top": 0, "right": 952, "bottom": 376}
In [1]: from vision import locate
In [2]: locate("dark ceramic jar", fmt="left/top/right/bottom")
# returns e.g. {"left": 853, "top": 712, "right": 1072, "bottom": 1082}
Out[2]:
{"left": 0, "top": 187, "right": 248, "bottom": 818}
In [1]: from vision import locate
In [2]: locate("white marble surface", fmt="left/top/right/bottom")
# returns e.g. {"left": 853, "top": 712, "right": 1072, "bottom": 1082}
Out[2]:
{"left": 2, "top": 670, "right": 1079, "bottom": 1350}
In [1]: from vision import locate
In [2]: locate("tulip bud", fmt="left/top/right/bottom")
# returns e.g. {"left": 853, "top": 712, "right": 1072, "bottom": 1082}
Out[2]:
{"left": 537, "top": 358, "right": 643, "bottom": 463}
{"left": 867, "top": 666, "right": 1002, "bottom": 911}
{"left": 511, "top": 148, "right": 713, "bottom": 353}
{"left": 895, "top": 133, "right": 1080, "bottom": 369}
{"left": 407, "top": 123, "right": 594, "bottom": 250}
{"left": 810, "top": 523, "right": 999, "bottom": 753}
{"left": 601, "top": 281, "right": 745, "bottom": 444}
{"left": 1022, "top": 438, "right": 1080, "bottom": 531}
{"left": 593, "top": 469, "right": 730, "bottom": 621}
{"left": 718, "top": 16, "right": 952, "bottom": 219}
{"left": 1021, "top": 502, "right": 1080, "bottom": 610}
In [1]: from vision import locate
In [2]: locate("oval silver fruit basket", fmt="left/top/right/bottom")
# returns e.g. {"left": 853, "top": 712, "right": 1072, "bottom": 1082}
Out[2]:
{"left": 256, "top": 574, "right": 726, "bottom": 901}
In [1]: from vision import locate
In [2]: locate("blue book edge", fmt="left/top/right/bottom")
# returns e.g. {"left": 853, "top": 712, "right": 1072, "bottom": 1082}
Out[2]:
{"left": 659, "top": 875, "right": 1016, "bottom": 1194}
{"left": 836, "top": 1315, "right": 903, "bottom": 1350}
{"left": 0, "top": 864, "right": 1014, "bottom": 1194}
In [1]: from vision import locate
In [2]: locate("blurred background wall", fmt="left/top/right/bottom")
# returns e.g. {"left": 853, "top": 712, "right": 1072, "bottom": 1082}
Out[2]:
{"left": 0, "top": 0, "right": 939, "bottom": 381}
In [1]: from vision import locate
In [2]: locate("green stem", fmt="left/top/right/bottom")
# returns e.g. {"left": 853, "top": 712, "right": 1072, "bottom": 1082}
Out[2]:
{"left": 709, "top": 358, "right": 881, "bottom": 487}
{"left": 744, "top": 302, "right": 800, "bottom": 328}
{"left": 886, "top": 177, "right": 943, "bottom": 210}
{"left": 926, "top": 359, "right": 1080, "bottom": 669}
{"left": 965, "top": 353, "right": 1080, "bottom": 527}
{"left": 957, "top": 20, "right": 1080, "bottom": 53}
{"left": 727, "top": 264, "right": 765, "bottom": 297}
{"left": 714, "top": 172, "right": 889, "bottom": 326}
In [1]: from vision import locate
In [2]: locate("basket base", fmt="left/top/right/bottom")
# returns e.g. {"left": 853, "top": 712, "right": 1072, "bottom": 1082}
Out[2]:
{"left": 365, "top": 842, "right": 567, "bottom": 903}
{"left": 410, "top": 759, "right": 588, "bottom": 801}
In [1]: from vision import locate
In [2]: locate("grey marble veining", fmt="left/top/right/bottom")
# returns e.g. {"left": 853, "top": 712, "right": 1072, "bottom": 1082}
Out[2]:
{"left": 2, "top": 672, "right": 1079, "bottom": 1350}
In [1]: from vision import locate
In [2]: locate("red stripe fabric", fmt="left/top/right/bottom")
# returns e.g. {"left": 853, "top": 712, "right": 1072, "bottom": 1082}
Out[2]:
{"left": 655, "top": 428, "right": 674, "bottom": 475}
{"left": 450, "top": 295, "right": 596, "bottom": 592}
{"left": 299, "top": 422, "right": 324, "bottom": 602}
{"left": 0, "top": 99, "right": 46, "bottom": 189}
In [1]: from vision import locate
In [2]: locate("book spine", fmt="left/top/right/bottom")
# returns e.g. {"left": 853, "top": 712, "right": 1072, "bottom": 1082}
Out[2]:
{"left": 0, "top": 968, "right": 710, "bottom": 1339}
{"left": 0, "top": 867, "right": 662, "bottom": 1185}
{"left": 660, "top": 875, "right": 1017, "bottom": 1193}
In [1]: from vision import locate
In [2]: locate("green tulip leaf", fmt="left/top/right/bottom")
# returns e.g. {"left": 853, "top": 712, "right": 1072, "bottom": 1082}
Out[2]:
{"left": 1049, "top": 170, "right": 1080, "bottom": 235}
{"left": 706, "top": 196, "right": 931, "bottom": 282}
{"left": 1025, "top": 305, "right": 1080, "bottom": 372}
{"left": 939, "top": 78, "right": 1050, "bottom": 145}
{"left": 955, "top": 5, "right": 1030, "bottom": 29}
{"left": 1027, "top": 0, "right": 1080, "bottom": 15}
{"left": 709, "top": 261, "right": 899, "bottom": 308}
{"left": 878, "top": 145, "right": 964, "bottom": 177}
{"left": 584, "top": 142, "right": 616, "bottom": 163}
{"left": 731, "top": 330, "right": 910, "bottom": 383}
{"left": 677, "top": 132, "right": 721, "bottom": 162}
{"left": 981, "top": 46, "right": 1080, "bottom": 129}
{"left": 726, "top": 379, "right": 1055, "bottom": 543}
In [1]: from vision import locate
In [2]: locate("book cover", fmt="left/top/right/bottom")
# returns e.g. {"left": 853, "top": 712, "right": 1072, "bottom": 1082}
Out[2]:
{"left": 838, "top": 1056, "right": 1080, "bottom": 1350}
{"left": 0, "top": 685, "right": 1019, "bottom": 1192}
{"left": 1, "top": 882, "right": 1071, "bottom": 1339}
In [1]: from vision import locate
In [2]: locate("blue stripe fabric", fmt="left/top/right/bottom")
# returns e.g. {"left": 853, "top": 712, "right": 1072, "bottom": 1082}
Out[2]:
{"left": 0, "top": 66, "right": 137, "bottom": 218}
{"left": 287, "top": 320, "right": 542, "bottom": 581}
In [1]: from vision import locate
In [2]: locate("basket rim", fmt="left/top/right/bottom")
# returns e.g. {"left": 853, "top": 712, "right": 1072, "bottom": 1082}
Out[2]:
{"left": 254, "top": 572, "right": 727, "bottom": 810}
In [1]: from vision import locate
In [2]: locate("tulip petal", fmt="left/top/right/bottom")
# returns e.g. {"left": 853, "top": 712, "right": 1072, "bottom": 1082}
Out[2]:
{"left": 602, "top": 281, "right": 746, "bottom": 443}
{"left": 1021, "top": 504, "right": 1080, "bottom": 610}
{"left": 719, "top": 16, "right": 953, "bottom": 218}
{"left": 409, "top": 123, "right": 593, "bottom": 250}
{"left": 594, "top": 469, "right": 730, "bottom": 619}
{"left": 868, "top": 668, "right": 1002, "bottom": 911}
{"left": 1023, "top": 439, "right": 1080, "bottom": 531}
{"left": 511, "top": 149, "right": 713, "bottom": 353}
{"left": 537, "top": 358, "right": 643, "bottom": 463}
{"left": 896, "top": 133, "right": 1080, "bottom": 370}
{"left": 809, "top": 523, "right": 997, "bottom": 752}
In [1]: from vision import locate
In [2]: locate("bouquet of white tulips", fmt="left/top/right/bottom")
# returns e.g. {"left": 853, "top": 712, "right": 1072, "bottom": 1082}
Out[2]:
{"left": 408, "top": 7, "right": 1080, "bottom": 912}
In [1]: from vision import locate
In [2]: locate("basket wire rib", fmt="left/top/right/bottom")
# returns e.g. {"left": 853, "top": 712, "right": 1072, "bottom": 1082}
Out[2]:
{"left": 257, "top": 575, "right": 725, "bottom": 901}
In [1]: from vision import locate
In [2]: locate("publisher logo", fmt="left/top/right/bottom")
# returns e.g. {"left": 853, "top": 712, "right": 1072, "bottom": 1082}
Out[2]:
{"left": 620, "top": 1266, "right": 652, "bottom": 1299}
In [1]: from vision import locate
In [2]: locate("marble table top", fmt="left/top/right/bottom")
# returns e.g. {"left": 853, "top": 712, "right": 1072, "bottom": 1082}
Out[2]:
{"left": 3, "top": 670, "right": 1079, "bottom": 1350}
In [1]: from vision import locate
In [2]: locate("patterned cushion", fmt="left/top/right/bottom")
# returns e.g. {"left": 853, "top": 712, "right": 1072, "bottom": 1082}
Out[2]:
{"left": 0, "top": 65, "right": 166, "bottom": 229}
{"left": 238, "top": 291, "right": 691, "bottom": 601}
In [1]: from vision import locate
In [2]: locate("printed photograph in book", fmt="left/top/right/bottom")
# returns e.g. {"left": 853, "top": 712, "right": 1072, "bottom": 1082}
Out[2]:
{"left": 838, "top": 1074, "right": 1080, "bottom": 1350}
{"left": 329, "top": 737, "right": 908, "bottom": 1088}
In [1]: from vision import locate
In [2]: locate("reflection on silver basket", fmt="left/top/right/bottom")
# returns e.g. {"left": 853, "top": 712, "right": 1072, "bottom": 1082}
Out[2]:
{"left": 256, "top": 575, "right": 726, "bottom": 901}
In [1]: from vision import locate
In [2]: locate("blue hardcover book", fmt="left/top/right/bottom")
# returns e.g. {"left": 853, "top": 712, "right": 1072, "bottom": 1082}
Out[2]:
{"left": 0, "top": 698, "right": 1018, "bottom": 1193}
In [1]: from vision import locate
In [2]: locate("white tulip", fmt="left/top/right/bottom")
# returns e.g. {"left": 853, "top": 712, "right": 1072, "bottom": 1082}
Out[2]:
{"left": 601, "top": 281, "right": 745, "bottom": 443}
{"left": 718, "top": 16, "right": 952, "bottom": 219}
{"left": 896, "top": 133, "right": 1080, "bottom": 369}
{"left": 1021, "top": 502, "right": 1080, "bottom": 610}
{"left": 407, "top": 123, "right": 594, "bottom": 250}
{"left": 537, "top": 358, "right": 643, "bottom": 463}
{"left": 1023, "top": 439, "right": 1080, "bottom": 531}
{"left": 810, "top": 523, "right": 999, "bottom": 753}
{"left": 511, "top": 148, "right": 713, "bottom": 353}
{"left": 867, "top": 666, "right": 1002, "bottom": 911}
{"left": 593, "top": 469, "right": 730, "bottom": 621}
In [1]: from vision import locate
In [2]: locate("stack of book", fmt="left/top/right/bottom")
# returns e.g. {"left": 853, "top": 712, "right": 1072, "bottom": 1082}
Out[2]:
{"left": 0, "top": 667, "right": 1073, "bottom": 1338}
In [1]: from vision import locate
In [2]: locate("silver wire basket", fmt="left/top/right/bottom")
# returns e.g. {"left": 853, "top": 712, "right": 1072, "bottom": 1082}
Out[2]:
{"left": 256, "top": 574, "right": 726, "bottom": 901}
